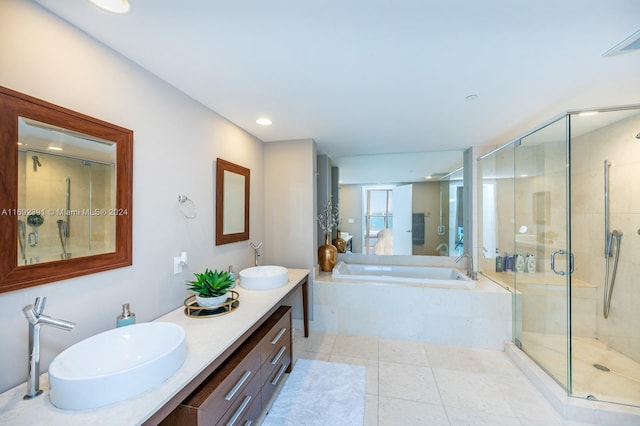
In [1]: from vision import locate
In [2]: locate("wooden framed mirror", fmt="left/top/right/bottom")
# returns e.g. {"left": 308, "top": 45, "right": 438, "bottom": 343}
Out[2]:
{"left": 0, "top": 86, "right": 133, "bottom": 293}
{"left": 215, "top": 158, "right": 249, "bottom": 245}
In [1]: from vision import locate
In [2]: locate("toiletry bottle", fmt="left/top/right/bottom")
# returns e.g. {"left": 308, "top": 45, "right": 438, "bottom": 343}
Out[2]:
{"left": 515, "top": 253, "right": 525, "bottom": 273}
{"left": 504, "top": 253, "right": 513, "bottom": 271}
{"left": 495, "top": 248, "right": 503, "bottom": 272}
{"left": 527, "top": 254, "right": 536, "bottom": 273}
{"left": 117, "top": 303, "right": 136, "bottom": 327}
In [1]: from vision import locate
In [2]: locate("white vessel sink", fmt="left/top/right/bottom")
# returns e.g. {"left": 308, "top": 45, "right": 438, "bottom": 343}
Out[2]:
{"left": 48, "top": 322, "right": 186, "bottom": 410}
{"left": 239, "top": 265, "right": 289, "bottom": 290}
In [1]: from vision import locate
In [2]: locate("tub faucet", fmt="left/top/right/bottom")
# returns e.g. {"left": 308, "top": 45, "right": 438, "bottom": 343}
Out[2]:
{"left": 456, "top": 252, "right": 476, "bottom": 280}
{"left": 250, "top": 241, "right": 263, "bottom": 266}
{"left": 22, "top": 297, "right": 75, "bottom": 399}
{"left": 435, "top": 243, "right": 449, "bottom": 255}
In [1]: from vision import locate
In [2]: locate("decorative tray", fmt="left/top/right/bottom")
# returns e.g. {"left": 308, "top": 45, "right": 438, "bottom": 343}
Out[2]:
{"left": 183, "top": 290, "right": 240, "bottom": 318}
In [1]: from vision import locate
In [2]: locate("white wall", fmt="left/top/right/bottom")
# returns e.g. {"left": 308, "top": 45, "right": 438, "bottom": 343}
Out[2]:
{"left": 264, "top": 139, "right": 317, "bottom": 270}
{"left": 0, "top": 0, "right": 265, "bottom": 392}
{"left": 264, "top": 139, "right": 317, "bottom": 321}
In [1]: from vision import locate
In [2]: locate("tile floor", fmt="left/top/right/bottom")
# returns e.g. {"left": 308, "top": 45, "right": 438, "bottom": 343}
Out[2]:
{"left": 290, "top": 331, "right": 597, "bottom": 426}
{"left": 522, "top": 332, "right": 640, "bottom": 407}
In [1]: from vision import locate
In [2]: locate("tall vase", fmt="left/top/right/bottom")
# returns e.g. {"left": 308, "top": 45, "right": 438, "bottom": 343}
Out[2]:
{"left": 318, "top": 234, "right": 338, "bottom": 272}
{"left": 332, "top": 230, "right": 347, "bottom": 253}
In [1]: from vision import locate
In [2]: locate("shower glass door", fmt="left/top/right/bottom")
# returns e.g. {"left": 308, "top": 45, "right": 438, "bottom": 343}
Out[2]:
{"left": 568, "top": 107, "right": 640, "bottom": 406}
{"left": 514, "top": 116, "right": 571, "bottom": 392}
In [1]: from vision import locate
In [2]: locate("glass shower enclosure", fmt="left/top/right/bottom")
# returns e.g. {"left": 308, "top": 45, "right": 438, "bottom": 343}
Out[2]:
{"left": 479, "top": 105, "right": 640, "bottom": 407}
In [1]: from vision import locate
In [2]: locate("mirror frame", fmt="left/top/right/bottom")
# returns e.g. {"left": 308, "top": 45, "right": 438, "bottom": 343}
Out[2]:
{"left": 0, "top": 86, "right": 133, "bottom": 293}
{"left": 215, "top": 158, "right": 249, "bottom": 245}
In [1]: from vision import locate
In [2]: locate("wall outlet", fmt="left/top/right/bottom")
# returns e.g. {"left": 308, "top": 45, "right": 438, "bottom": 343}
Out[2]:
{"left": 437, "top": 225, "right": 445, "bottom": 235}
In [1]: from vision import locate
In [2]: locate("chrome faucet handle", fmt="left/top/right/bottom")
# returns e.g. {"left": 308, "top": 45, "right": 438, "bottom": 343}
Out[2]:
{"left": 250, "top": 241, "right": 263, "bottom": 250}
{"left": 455, "top": 252, "right": 469, "bottom": 262}
{"left": 33, "top": 296, "right": 46, "bottom": 315}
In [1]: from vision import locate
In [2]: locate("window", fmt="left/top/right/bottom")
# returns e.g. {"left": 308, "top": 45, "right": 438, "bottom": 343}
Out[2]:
{"left": 363, "top": 187, "right": 393, "bottom": 254}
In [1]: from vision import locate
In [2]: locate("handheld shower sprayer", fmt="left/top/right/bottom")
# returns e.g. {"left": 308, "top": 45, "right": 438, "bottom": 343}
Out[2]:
{"left": 32, "top": 155, "right": 42, "bottom": 172}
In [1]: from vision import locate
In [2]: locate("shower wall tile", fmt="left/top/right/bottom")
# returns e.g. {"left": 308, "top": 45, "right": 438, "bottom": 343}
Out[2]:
{"left": 572, "top": 113, "right": 640, "bottom": 365}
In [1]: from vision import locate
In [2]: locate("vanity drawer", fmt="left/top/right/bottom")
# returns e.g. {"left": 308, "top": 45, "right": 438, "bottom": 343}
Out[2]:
{"left": 259, "top": 308, "right": 291, "bottom": 365}
{"left": 215, "top": 371, "right": 260, "bottom": 426}
{"left": 260, "top": 340, "right": 291, "bottom": 391}
{"left": 169, "top": 344, "right": 260, "bottom": 425}
{"left": 260, "top": 350, "right": 291, "bottom": 408}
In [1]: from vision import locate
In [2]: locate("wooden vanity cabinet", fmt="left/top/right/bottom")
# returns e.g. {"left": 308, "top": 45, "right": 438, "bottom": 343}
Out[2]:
{"left": 161, "top": 306, "right": 292, "bottom": 426}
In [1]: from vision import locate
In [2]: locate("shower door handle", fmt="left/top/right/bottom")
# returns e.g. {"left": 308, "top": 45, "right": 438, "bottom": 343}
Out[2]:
{"left": 550, "top": 250, "right": 574, "bottom": 275}
{"left": 551, "top": 250, "right": 564, "bottom": 275}
{"left": 569, "top": 252, "right": 574, "bottom": 274}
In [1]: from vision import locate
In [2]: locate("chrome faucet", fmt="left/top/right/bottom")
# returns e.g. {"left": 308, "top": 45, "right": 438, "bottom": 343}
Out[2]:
{"left": 22, "top": 297, "right": 75, "bottom": 399}
{"left": 250, "top": 241, "right": 263, "bottom": 266}
{"left": 456, "top": 252, "right": 476, "bottom": 280}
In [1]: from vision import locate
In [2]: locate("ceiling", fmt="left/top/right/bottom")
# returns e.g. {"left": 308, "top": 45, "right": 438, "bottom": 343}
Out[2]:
{"left": 33, "top": 0, "right": 640, "bottom": 182}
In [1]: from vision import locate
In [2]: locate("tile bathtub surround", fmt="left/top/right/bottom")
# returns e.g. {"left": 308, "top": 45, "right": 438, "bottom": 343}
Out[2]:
{"left": 292, "top": 332, "right": 594, "bottom": 426}
{"left": 313, "top": 272, "right": 512, "bottom": 350}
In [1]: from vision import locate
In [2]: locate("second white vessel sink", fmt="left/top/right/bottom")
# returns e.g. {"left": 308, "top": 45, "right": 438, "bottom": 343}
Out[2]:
{"left": 239, "top": 265, "right": 289, "bottom": 290}
{"left": 48, "top": 322, "right": 186, "bottom": 410}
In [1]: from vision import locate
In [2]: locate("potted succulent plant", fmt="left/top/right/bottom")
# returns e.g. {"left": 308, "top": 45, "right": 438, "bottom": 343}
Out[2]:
{"left": 186, "top": 268, "right": 234, "bottom": 307}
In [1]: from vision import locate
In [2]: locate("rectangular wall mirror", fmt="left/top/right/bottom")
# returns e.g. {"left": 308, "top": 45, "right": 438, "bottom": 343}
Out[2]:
{"left": 215, "top": 158, "right": 250, "bottom": 245}
{"left": 0, "top": 86, "right": 133, "bottom": 293}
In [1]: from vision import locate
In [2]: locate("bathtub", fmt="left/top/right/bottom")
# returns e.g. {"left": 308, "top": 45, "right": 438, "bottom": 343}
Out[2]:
{"left": 331, "top": 260, "right": 475, "bottom": 287}
{"left": 314, "top": 257, "right": 511, "bottom": 349}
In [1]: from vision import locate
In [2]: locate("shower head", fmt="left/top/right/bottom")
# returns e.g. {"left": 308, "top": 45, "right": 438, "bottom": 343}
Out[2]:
{"left": 32, "top": 155, "right": 42, "bottom": 172}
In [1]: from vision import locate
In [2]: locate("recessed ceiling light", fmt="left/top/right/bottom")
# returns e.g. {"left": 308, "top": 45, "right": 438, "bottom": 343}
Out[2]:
{"left": 578, "top": 111, "right": 599, "bottom": 117}
{"left": 89, "top": 0, "right": 131, "bottom": 14}
{"left": 256, "top": 118, "right": 272, "bottom": 126}
{"left": 425, "top": 176, "right": 432, "bottom": 180}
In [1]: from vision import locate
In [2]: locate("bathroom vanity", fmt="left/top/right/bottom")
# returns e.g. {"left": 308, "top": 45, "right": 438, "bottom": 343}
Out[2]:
{"left": 160, "top": 306, "right": 292, "bottom": 425}
{"left": 0, "top": 269, "right": 309, "bottom": 426}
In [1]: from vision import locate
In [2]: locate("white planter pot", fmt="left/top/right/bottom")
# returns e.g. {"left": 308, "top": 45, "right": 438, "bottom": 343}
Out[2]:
{"left": 195, "top": 293, "right": 228, "bottom": 307}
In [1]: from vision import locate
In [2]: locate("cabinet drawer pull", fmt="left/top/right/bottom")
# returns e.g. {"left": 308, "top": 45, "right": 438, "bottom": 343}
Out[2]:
{"left": 271, "top": 363, "right": 287, "bottom": 386}
{"left": 225, "top": 370, "right": 252, "bottom": 401}
{"left": 270, "top": 327, "right": 287, "bottom": 345}
{"left": 271, "top": 346, "right": 287, "bottom": 365}
{"left": 226, "top": 395, "right": 251, "bottom": 426}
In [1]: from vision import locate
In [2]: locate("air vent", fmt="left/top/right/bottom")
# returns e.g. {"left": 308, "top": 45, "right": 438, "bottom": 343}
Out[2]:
{"left": 603, "top": 29, "right": 640, "bottom": 57}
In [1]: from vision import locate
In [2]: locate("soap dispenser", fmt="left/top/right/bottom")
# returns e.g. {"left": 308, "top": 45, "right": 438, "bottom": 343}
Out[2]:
{"left": 526, "top": 254, "right": 536, "bottom": 273}
{"left": 116, "top": 303, "right": 136, "bottom": 327}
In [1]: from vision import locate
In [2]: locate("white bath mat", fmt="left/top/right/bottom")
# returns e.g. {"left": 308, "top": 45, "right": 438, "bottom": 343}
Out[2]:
{"left": 261, "top": 358, "right": 366, "bottom": 426}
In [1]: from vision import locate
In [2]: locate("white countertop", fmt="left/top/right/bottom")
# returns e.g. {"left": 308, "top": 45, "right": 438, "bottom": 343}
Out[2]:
{"left": 0, "top": 269, "right": 309, "bottom": 426}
